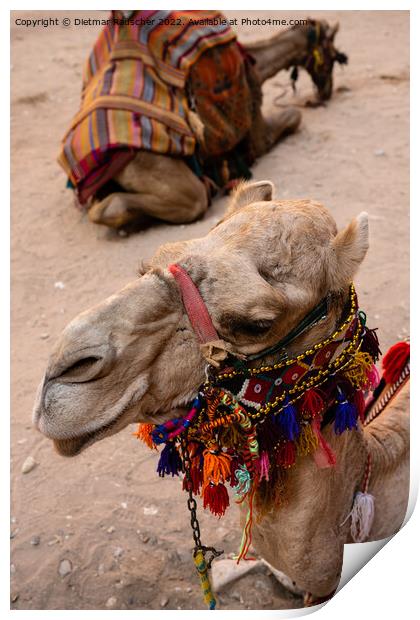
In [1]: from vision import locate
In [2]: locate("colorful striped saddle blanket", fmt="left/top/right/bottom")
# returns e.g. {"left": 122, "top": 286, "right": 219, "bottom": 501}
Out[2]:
{"left": 58, "top": 10, "right": 255, "bottom": 204}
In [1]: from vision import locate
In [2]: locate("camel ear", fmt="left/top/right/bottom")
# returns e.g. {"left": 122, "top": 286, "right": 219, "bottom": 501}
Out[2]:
{"left": 227, "top": 180, "right": 274, "bottom": 215}
{"left": 328, "top": 22, "right": 339, "bottom": 39}
{"left": 328, "top": 212, "right": 369, "bottom": 290}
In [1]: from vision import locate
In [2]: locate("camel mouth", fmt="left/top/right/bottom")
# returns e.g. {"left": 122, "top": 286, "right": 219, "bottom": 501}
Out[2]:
{"left": 52, "top": 404, "right": 191, "bottom": 457}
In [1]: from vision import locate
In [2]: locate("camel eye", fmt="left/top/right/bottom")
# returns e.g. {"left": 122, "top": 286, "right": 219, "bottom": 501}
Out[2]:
{"left": 229, "top": 317, "right": 274, "bottom": 337}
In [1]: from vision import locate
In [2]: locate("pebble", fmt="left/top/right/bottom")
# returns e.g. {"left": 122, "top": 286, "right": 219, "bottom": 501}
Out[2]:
{"left": 17, "top": 438, "right": 27, "bottom": 445}
{"left": 40, "top": 333, "right": 49, "bottom": 340}
{"left": 113, "top": 547, "right": 124, "bottom": 559}
{"left": 140, "top": 534, "right": 150, "bottom": 543}
{"left": 21, "top": 456, "right": 37, "bottom": 474}
{"left": 54, "top": 281, "right": 65, "bottom": 289}
{"left": 10, "top": 529, "right": 18, "bottom": 539}
{"left": 160, "top": 596, "right": 169, "bottom": 608}
{"left": 374, "top": 149, "right": 385, "bottom": 157}
{"left": 143, "top": 505, "right": 158, "bottom": 516}
{"left": 106, "top": 596, "right": 117, "bottom": 608}
{"left": 58, "top": 559, "right": 73, "bottom": 577}
{"left": 11, "top": 593, "right": 19, "bottom": 603}
{"left": 30, "top": 536, "right": 40, "bottom": 546}
{"left": 107, "top": 526, "right": 115, "bottom": 534}
{"left": 120, "top": 502, "right": 127, "bottom": 509}
{"left": 11, "top": 563, "right": 16, "bottom": 574}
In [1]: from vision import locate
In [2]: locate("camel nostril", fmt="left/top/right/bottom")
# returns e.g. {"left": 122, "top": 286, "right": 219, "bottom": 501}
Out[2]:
{"left": 52, "top": 355, "right": 106, "bottom": 383}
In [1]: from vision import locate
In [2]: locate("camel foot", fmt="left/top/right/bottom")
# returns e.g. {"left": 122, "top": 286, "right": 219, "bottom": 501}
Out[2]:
{"left": 265, "top": 106, "right": 302, "bottom": 149}
{"left": 88, "top": 194, "right": 148, "bottom": 229}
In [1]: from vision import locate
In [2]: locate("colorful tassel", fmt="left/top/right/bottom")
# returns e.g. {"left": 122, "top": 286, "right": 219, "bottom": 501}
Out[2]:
{"left": 133, "top": 423, "right": 156, "bottom": 450}
{"left": 354, "top": 390, "right": 366, "bottom": 423}
{"left": 202, "top": 482, "right": 230, "bottom": 517}
{"left": 257, "top": 415, "right": 281, "bottom": 452}
{"left": 361, "top": 325, "right": 381, "bottom": 361}
{"left": 157, "top": 442, "right": 182, "bottom": 477}
{"left": 297, "top": 422, "right": 318, "bottom": 456}
{"left": 334, "top": 392, "right": 358, "bottom": 434}
{"left": 311, "top": 417, "right": 336, "bottom": 468}
{"left": 366, "top": 364, "right": 380, "bottom": 390}
{"left": 341, "top": 491, "right": 375, "bottom": 542}
{"left": 276, "top": 399, "right": 299, "bottom": 440}
{"left": 276, "top": 441, "right": 296, "bottom": 467}
{"left": 183, "top": 456, "right": 203, "bottom": 495}
{"left": 203, "top": 446, "right": 232, "bottom": 486}
{"left": 236, "top": 485, "right": 256, "bottom": 562}
{"left": 233, "top": 464, "right": 252, "bottom": 499}
{"left": 382, "top": 341, "right": 410, "bottom": 384}
{"left": 344, "top": 351, "right": 374, "bottom": 390}
{"left": 300, "top": 388, "right": 324, "bottom": 418}
{"left": 257, "top": 451, "right": 270, "bottom": 482}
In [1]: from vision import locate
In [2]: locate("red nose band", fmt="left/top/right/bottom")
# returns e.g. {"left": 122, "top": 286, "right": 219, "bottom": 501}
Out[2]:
{"left": 168, "top": 264, "right": 219, "bottom": 344}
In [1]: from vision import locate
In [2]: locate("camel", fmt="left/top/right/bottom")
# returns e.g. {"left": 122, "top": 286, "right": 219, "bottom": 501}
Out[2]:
{"left": 60, "top": 13, "right": 347, "bottom": 229}
{"left": 33, "top": 180, "right": 409, "bottom": 606}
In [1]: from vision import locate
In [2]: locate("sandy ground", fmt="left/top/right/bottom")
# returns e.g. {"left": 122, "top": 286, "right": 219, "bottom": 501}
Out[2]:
{"left": 10, "top": 10, "right": 409, "bottom": 611}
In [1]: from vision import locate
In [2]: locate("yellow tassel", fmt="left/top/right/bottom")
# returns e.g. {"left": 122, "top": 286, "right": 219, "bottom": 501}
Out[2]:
{"left": 133, "top": 423, "right": 156, "bottom": 451}
{"left": 296, "top": 422, "right": 318, "bottom": 457}
{"left": 345, "top": 351, "right": 374, "bottom": 389}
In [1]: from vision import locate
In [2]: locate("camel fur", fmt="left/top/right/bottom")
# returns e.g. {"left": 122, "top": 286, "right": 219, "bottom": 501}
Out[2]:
{"left": 33, "top": 181, "right": 409, "bottom": 599}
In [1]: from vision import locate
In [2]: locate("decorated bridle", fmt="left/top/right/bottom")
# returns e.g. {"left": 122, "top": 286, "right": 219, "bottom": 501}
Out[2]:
{"left": 134, "top": 263, "right": 382, "bottom": 609}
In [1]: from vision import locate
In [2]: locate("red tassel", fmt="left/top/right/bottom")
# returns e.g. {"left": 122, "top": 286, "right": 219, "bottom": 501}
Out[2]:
{"left": 202, "top": 482, "right": 230, "bottom": 517}
{"left": 311, "top": 417, "right": 336, "bottom": 468}
{"left": 182, "top": 457, "right": 203, "bottom": 495}
{"left": 382, "top": 341, "right": 410, "bottom": 384}
{"left": 300, "top": 389, "right": 325, "bottom": 418}
{"left": 276, "top": 441, "right": 296, "bottom": 467}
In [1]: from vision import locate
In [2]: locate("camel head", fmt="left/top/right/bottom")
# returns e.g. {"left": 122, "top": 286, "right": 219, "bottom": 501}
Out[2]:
{"left": 302, "top": 20, "right": 348, "bottom": 101}
{"left": 33, "top": 181, "right": 368, "bottom": 457}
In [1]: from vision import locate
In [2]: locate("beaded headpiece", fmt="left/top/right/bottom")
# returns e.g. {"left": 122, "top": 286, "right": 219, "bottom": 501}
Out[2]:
{"left": 134, "top": 266, "right": 381, "bottom": 608}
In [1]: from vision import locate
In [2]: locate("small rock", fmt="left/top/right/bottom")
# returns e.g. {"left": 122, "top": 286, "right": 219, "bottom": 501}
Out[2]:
{"left": 11, "top": 593, "right": 19, "bottom": 603}
{"left": 54, "top": 281, "right": 65, "bottom": 289}
{"left": 107, "top": 526, "right": 115, "bottom": 534}
{"left": 120, "top": 502, "right": 127, "bottom": 509}
{"left": 113, "top": 547, "right": 124, "bottom": 559}
{"left": 106, "top": 596, "right": 117, "bottom": 608}
{"left": 17, "top": 438, "right": 27, "bottom": 445}
{"left": 143, "top": 505, "right": 158, "bottom": 516}
{"left": 374, "top": 149, "right": 385, "bottom": 157}
{"left": 40, "top": 333, "right": 49, "bottom": 340}
{"left": 160, "top": 596, "right": 169, "bottom": 608}
{"left": 98, "top": 563, "right": 105, "bottom": 575}
{"left": 10, "top": 529, "right": 19, "bottom": 539}
{"left": 10, "top": 563, "right": 16, "bottom": 574}
{"left": 186, "top": 586, "right": 192, "bottom": 593}
{"left": 140, "top": 534, "right": 150, "bottom": 543}
{"left": 30, "top": 536, "right": 40, "bottom": 546}
{"left": 58, "top": 559, "right": 73, "bottom": 577}
{"left": 21, "top": 456, "right": 37, "bottom": 474}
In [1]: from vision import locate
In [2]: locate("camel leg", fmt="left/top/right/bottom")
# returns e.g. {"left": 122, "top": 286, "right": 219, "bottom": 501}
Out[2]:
{"left": 89, "top": 151, "right": 208, "bottom": 228}
{"left": 250, "top": 107, "right": 302, "bottom": 158}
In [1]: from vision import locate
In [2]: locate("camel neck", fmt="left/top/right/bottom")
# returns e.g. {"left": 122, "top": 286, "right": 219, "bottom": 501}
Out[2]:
{"left": 243, "top": 27, "right": 309, "bottom": 82}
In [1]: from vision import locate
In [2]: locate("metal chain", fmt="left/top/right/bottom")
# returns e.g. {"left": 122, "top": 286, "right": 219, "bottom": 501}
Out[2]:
{"left": 180, "top": 435, "right": 223, "bottom": 568}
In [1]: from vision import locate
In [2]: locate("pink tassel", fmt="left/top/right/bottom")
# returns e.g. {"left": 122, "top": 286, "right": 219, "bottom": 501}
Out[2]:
{"left": 311, "top": 417, "right": 336, "bottom": 468}
{"left": 366, "top": 364, "right": 380, "bottom": 390}
{"left": 257, "top": 451, "right": 270, "bottom": 482}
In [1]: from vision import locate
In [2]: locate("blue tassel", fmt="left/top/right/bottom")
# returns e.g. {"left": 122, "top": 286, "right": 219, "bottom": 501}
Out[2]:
{"left": 334, "top": 393, "right": 358, "bottom": 434}
{"left": 277, "top": 398, "right": 299, "bottom": 440}
{"left": 157, "top": 443, "right": 182, "bottom": 477}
